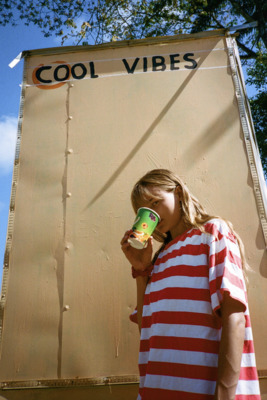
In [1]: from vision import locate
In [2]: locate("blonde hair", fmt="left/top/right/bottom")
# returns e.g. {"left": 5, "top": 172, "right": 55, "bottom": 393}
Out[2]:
{"left": 131, "top": 169, "right": 249, "bottom": 277}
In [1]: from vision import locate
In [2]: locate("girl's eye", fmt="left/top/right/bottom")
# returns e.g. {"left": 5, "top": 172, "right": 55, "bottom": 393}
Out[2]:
{"left": 152, "top": 200, "right": 159, "bottom": 207}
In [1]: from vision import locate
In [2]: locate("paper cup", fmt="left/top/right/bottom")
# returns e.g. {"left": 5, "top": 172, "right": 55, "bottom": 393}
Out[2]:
{"left": 128, "top": 207, "right": 160, "bottom": 249}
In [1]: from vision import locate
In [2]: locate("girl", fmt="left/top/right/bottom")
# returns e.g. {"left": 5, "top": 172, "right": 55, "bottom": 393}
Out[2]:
{"left": 121, "top": 169, "right": 261, "bottom": 400}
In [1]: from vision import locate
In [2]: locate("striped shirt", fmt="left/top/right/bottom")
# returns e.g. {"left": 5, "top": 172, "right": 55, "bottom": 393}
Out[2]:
{"left": 137, "top": 219, "right": 261, "bottom": 400}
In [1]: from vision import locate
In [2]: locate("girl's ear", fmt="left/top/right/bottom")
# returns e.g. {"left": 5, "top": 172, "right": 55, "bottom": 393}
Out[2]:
{"left": 175, "top": 186, "right": 184, "bottom": 205}
{"left": 175, "top": 186, "right": 182, "bottom": 196}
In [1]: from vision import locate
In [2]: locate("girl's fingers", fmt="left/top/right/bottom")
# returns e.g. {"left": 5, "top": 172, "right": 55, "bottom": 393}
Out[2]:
{"left": 120, "top": 230, "right": 132, "bottom": 245}
{"left": 121, "top": 241, "right": 130, "bottom": 252}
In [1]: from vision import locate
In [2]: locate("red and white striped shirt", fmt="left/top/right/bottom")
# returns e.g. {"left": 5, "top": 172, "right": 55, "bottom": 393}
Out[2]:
{"left": 137, "top": 219, "right": 261, "bottom": 400}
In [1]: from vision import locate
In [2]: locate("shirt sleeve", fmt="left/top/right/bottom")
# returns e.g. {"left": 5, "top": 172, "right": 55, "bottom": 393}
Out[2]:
{"left": 206, "top": 220, "right": 247, "bottom": 315}
{"left": 129, "top": 306, "right": 138, "bottom": 324}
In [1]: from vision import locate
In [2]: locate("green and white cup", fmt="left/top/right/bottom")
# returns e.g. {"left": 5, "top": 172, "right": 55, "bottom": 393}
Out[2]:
{"left": 128, "top": 207, "right": 160, "bottom": 249}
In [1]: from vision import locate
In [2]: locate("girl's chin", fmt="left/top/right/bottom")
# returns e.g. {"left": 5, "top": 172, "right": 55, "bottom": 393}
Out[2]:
{"left": 157, "top": 222, "right": 166, "bottom": 233}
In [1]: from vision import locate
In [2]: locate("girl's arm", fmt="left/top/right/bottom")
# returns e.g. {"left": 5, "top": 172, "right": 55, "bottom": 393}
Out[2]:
{"left": 214, "top": 291, "right": 246, "bottom": 400}
{"left": 121, "top": 232, "right": 154, "bottom": 332}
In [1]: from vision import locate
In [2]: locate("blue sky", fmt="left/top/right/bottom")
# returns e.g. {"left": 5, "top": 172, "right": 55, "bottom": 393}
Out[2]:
{"left": 0, "top": 20, "right": 260, "bottom": 286}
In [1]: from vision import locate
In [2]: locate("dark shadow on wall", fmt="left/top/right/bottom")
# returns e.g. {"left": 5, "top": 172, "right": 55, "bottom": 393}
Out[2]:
{"left": 84, "top": 48, "right": 212, "bottom": 210}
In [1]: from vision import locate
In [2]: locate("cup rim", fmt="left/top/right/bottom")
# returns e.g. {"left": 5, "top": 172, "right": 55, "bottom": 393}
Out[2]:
{"left": 136, "top": 207, "right": 161, "bottom": 221}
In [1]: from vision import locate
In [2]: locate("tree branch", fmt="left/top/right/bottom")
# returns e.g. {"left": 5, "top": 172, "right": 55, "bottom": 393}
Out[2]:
{"left": 236, "top": 37, "right": 258, "bottom": 59}
{"left": 228, "top": 0, "right": 255, "bottom": 23}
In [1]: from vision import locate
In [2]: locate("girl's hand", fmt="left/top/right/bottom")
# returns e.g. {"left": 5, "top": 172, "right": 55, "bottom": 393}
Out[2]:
{"left": 120, "top": 230, "right": 153, "bottom": 271}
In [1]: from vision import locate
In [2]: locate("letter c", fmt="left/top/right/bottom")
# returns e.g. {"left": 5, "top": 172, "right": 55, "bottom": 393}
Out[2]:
{"left": 35, "top": 65, "right": 52, "bottom": 83}
{"left": 32, "top": 61, "right": 71, "bottom": 90}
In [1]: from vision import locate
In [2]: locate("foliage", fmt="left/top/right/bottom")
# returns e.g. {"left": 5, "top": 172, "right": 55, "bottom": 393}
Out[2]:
{"left": 247, "top": 56, "right": 267, "bottom": 175}
{"left": 0, "top": 0, "right": 266, "bottom": 174}
{"left": 0, "top": 0, "right": 266, "bottom": 53}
